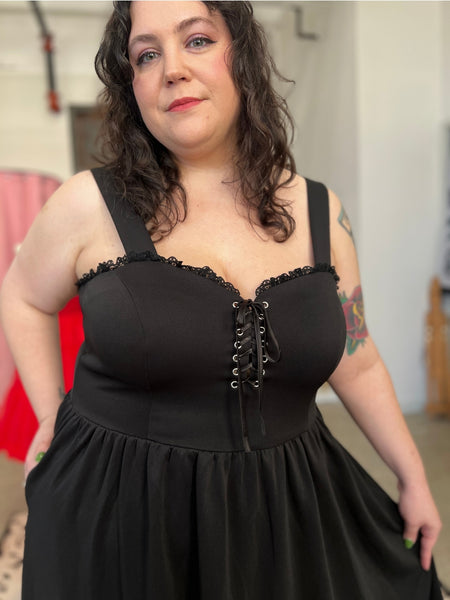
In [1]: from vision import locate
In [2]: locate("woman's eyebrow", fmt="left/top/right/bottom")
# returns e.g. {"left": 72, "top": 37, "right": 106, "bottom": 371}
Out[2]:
{"left": 129, "top": 17, "right": 219, "bottom": 51}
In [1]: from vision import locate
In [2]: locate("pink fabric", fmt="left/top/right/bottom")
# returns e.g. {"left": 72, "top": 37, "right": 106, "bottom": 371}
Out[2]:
{"left": 0, "top": 170, "right": 61, "bottom": 407}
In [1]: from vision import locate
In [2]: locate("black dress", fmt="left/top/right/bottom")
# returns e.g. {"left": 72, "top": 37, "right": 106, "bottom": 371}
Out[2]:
{"left": 22, "top": 167, "right": 442, "bottom": 599}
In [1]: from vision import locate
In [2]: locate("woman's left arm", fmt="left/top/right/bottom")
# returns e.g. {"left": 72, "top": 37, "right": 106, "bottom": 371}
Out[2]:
{"left": 326, "top": 189, "right": 442, "bottom": 571}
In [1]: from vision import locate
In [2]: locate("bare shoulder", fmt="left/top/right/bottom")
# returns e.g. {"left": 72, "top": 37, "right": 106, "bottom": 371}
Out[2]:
{"left": 326, "top": 186, "right": 347, "bottom": 226}
{"left": 277, "top": 171, "right": 308, "bottom": 218}
{"left": 33, "top": 169, "right": 110, "bottom": 266}
{"left": 2, "top": 170, "right": 103, "bottom": 313}
{"left": 278, "top": 171, "right": 306, "bottom": 195}
{"left": 278, "top": 172, "right": 347, "bottom": 227}
{"left": 284, "top": 175, "right": 354, "bottom": 264}
{"left": 325, "top": 186, "right": 355, "bottom": 261}
{"left": 319, "top": 186, "right": 360, "bottom": 289}
{"left": 41, "top": 169, "right": 100, "bottom": 224}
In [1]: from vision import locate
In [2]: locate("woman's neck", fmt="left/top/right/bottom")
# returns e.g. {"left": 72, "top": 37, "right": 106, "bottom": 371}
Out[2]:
{"left": 176, "top": 158, "right": 240, "bottom": 202}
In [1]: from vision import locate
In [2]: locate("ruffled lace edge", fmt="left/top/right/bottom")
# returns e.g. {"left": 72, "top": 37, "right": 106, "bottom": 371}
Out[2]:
{"left": 75, "top": 250, "right": 241, "bottom": 295}
{"left": 76, "top": 250, "right": 339, "bottom": 296}
{"left": 254, "top": 263, "right": 340, "bottom": 297}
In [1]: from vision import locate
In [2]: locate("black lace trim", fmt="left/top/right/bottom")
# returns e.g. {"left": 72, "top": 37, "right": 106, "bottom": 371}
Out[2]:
{"left": 76, "top": 251, "right": 339, "bottom": 295}
{"left": 75, "top": 250, "right": 241, "bottom": 295}
{"left": 75, "top": 251, "right": 157, "bottom": 288}
{"left": 160, "top": 256, "right": 241, "bottom": 296}
{"left": 254, "top": 263, "right": 340, "bottom": 297}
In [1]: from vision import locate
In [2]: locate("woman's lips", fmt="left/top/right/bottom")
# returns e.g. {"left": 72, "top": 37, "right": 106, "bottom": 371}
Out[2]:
{"left": 168, "top": 98, "right": 203, "bottom": 112}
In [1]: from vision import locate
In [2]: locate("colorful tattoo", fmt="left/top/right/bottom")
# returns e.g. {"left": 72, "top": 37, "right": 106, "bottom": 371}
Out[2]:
{"left": 338, "top": 206, "right": 354, "bottom": 241}
{"left": 338, "top": 285, "right": 368, "bottom": 355}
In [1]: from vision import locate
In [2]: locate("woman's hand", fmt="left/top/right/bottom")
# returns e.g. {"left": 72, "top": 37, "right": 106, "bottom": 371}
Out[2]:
{"left": 24, "top": 413, "right": 57, "bottom": 481}
{"left": 398, "top": 478, "right": 442, "bottom": 571}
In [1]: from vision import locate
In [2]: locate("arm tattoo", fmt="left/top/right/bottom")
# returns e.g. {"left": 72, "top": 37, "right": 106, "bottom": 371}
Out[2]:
{"left": 58, "top": 386, "right": 66, "bottom": 401}
{"left": 338, "top": 206, "right": 354, "bottom": 241}
{"left": 338, "top": 285, "right": 368, "bottom": 355}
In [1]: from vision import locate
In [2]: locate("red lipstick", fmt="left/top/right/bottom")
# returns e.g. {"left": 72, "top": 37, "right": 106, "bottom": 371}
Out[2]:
{"left": 168, "top": 97, "right": 203, "bottom": 112}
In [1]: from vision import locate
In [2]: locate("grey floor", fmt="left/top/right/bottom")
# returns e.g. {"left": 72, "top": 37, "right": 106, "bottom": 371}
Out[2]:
{"left": 0, "top": 402, "right": 449, "bottom": 592}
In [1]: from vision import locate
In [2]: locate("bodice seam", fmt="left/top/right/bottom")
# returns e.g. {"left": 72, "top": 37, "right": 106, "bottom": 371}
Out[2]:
{"left": 114, "top": 275, "right": 152, "bottom": 391}
{"left": 68, "top": 395, "right": 319, "bottom": 454}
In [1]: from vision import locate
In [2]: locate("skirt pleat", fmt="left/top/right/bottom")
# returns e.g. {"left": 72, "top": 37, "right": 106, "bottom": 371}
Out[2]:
{"left": 22, "top": 394, "right": 442, "bottom": 600}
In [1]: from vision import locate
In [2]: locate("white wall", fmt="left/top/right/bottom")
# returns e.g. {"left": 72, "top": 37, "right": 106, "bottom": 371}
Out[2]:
{"left": 254, "top": 1, "right": 359, "bottom": 235}
{"left": 355, "top": 2, "right": 444, "bottom": 412}
{"left": 443, "top": 2, "right": 450, "bottom": 125}
{"left": 0, "top": 1, "right": 110, "bottom": 180}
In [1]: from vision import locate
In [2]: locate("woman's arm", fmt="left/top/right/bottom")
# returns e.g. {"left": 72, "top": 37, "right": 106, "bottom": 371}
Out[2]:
{"left": 0, "top": 170, "right": 97, "bottom": 474}
{"left": 327, "top": 189, "right": 442, "bottom": 571}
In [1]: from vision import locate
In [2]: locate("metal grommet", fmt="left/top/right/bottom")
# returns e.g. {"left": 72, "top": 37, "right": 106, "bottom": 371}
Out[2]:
{"left": 232, "top": 301, "right": 239, "bottom": 308}
{"left": 262, "top": 369, "right": 266, "bottom": 375}
{"left": 233, "top": 354, "right": 238, "bottom": 362}
{"left": 260, "top": 326, "right": 265, "bottom": 334}
{"left": 253, "top": 381, "right": 259, "bottom": 388}
{"left": 234, "top": 341, "right": 242, "bottom": 349}
{"left": 232, "top": 367, "right": 238, "bottom": 376}
{"left": 263, "top": 301, "right": 269, "bottom": 308}
{"left": 236, "top": 328, "right": 243, "bottom": 337}
{"left": 258, "top": 314, "right": 264, "bottom": 321}
{"left": 231, "top": 380, "right": 238, "bottom": 389}
{"left": 263, "top": 356, "right": 268, "bottom": 363}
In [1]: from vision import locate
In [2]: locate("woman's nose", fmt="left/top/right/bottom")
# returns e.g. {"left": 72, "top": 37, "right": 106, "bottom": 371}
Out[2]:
{"left": 163, "top": 49, "right": 190, "bottom": 85}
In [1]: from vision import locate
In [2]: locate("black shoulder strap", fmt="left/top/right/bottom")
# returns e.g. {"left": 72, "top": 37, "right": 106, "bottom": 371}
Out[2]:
{"left": 91, "top": 166, "right": 158, "bottom": 257}
{"left": 305, "top": 178, "right": 330, "bottom": 265}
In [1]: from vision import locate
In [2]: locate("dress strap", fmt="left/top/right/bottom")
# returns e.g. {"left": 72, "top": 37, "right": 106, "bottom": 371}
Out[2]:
{"left": 91, "top": 166, "right": 158, "bottom": 257}
{"left": 305, "top": 178, "right": 331, "bottom": 265}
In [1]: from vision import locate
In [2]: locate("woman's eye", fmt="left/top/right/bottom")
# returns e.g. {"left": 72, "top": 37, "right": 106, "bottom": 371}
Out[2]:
{"left": 136, "top": 50, "right": 159, "bottom": 66}
{"left": 188, "top": 36, "right": 214, "bottom": 49}
{"left": 135, "top": 37, "right": 214, "bottom": 65}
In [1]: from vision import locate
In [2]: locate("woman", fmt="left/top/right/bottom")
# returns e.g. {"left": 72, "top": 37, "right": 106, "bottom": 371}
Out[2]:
{"left": 0, "top": 1, "right": 443, "bottom": 598}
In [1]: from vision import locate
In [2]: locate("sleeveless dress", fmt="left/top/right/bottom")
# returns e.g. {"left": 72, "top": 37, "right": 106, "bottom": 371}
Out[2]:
{"left": 21, "top": 167, "right": 442, "bottom": 599}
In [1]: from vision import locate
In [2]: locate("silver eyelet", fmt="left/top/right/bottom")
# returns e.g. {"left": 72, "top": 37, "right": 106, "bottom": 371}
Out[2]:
{"left": 258, "top": 314, "right": 264, "bottom": 321}
{"left": 234, "top": 341, "right": 242, "bottom": 349}
{"left": 262, "top": 369, "right": 266, "bottom": 376}
{"left": 231, "top": 380, "right": 238, "bottom": 389}
{"left": 236, "top": 328, "right": 243, "bottom": 337}
{"left": 232, "top": 354, "right": 238, "bottom": 362}
{"left": 232, "top": 301, "right": 239, "bottom": 308}
{"left": 263, "top": 301, "right": 269, "bottom": 308}
{"left": 252, "top": 381, "right": 259, "bottom": 388}
{"left": 260, "top": 326, "right": 265, "bottom": 334}
{"left": 263, "top": 356, "right": 268, "bottom": 363}
{"left": 232, "top": 367, "right": 238, "bottom": 376}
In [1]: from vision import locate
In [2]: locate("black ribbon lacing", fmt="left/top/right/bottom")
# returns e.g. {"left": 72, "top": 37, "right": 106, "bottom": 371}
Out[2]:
{"left": 231, "top": 299, "right": 281, "bottom": 452}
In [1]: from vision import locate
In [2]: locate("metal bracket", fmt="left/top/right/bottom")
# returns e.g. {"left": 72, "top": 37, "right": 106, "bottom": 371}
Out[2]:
{"left": 294, "top": 7, "right": 319, "bottom": 41}
{"left": 29, "top": 1, "right": 60, "bottom": 112}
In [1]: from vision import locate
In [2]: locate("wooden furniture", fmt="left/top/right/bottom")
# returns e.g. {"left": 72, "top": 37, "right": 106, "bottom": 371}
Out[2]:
{"left": 426, "top": 277, "right": 450, "bottom": 416}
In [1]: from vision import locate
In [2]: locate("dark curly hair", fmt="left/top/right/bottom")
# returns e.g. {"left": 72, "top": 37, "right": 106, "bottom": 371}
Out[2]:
{"left": 94, "top": 1, "right": 297, "bottom": 242}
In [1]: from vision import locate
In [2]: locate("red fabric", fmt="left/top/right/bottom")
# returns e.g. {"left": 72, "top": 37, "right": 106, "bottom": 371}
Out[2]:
{"left": 0, "top": 296, "right": 84, "bottom": 462}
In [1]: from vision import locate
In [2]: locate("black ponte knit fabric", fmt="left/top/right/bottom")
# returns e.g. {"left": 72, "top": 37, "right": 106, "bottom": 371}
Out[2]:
{"left": 22, "top": 167, "right": 442, "bottom": 599}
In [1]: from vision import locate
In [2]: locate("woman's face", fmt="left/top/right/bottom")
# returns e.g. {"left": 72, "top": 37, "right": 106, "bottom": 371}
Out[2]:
{"left": 128, "top": 1, "right": 241, "bottom": 162}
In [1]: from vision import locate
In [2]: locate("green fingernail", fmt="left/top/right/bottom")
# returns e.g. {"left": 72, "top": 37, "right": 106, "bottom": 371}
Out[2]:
{"left": 35, "top": 451, "right": 46, "bottom": 462}
{"left": 404, "top": 538, "right": 414, "bottom": 549}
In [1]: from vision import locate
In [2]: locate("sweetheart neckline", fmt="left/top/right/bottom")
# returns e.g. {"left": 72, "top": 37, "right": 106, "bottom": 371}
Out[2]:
{"left": 75, "top": 250, "right": 340, "bottom": 301}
